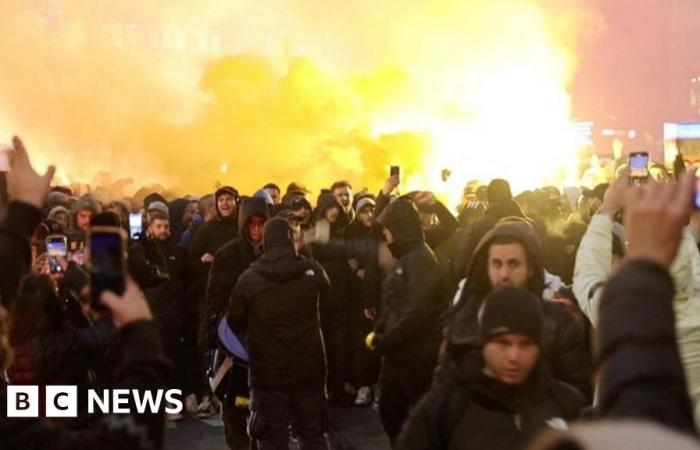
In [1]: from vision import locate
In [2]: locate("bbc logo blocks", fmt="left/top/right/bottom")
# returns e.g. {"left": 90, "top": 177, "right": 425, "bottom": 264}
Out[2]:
{"left": 6, "top": 386, "right": 78, "bottom": 418}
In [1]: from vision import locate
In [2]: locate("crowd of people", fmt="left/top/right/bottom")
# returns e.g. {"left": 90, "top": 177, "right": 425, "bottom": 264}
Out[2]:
{"left": 2, "top": 135, "right": 700, "bottom": 450}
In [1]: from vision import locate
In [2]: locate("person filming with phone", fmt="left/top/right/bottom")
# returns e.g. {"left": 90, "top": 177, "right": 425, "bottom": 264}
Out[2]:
{"left": 0, "top": 136, "right": 171, "bottom": 449}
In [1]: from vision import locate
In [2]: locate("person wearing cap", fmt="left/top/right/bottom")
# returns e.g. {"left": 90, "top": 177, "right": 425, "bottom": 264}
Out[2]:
{"left": 445, "top": 219, "right": 592, "bottom": 400}
{"left": 365, "top": 198, "right": 448, "bottom": 446}
{"left": 396, "top": 287, "right": 585, "bottom": 450}
{"left": 226, "top": 218, "right": 330, "bottom": 450}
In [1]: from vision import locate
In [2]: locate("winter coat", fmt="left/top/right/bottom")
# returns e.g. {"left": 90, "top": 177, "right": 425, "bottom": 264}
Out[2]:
{"left": 396, "top": 362, "right": 585, "bottom": 450}
{"left": 128, "top": 237, "right": 186, "bottom": 324}
{"left": 187, "top": 214, "right": 238, "bottom": 279}
{"left": 574, "top": 214, "right": 700, "bottom": 427}
{"left": 374, "top": 199, "right": 448, "bottom": 366}
{"left": 311, "top": 194, "right": 353, "bottom": 310}
{"left": 226, "top": 246, "right": 330, "bottom": 389}
{"left": 447, "top": 222, "right": 593, "bottom": 399}
{"left": 597, "top": 259, "right": 698, "bottom": 435}
{"left": 205, "top": 197, "right": 269, "bottom": 347}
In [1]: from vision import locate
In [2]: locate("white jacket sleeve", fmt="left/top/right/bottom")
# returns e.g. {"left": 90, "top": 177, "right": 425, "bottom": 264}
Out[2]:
{"left": 573, "top": 214, "right": 613, "bottom": 327}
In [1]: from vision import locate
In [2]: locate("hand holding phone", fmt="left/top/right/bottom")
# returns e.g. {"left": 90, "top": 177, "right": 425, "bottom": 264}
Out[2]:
{"left": 628, "top": 152, "right": 649, "bottom": 184}
{"left": 87, "top": 227, "right": 127, "bottom": 311}
{"left": 46, "top": 234, "right": 68, "bottom": 274}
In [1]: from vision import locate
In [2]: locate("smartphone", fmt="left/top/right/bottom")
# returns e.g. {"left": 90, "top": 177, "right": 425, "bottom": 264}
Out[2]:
{"left": 629, "top": 152, "right": 649, "bottom": 183}
{"left": 129, "top": 212, "right": 143, "bottom": 240}
{"left": 694, "top": 177, "right": 700, "bottom": 209}
{"left": 46, "top": 234, "right": 68, "bottom": 274}
{"left": 390, "top": 165, "right": 400, "bottom": 180}
{"left": 87, "top": 226, "right": 127, "bottom": 310}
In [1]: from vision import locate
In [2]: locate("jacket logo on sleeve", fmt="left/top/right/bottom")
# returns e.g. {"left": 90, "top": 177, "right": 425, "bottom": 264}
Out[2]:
{"left": 546, "top": 417, "right": 568, "bottom": 430}
{"left": 305, "top": 269, "right": 315, "bottom": 276}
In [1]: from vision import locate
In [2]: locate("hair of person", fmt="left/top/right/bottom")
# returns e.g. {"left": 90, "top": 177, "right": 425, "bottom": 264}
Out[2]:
{"left": 263, "top": 183, "right": 281, "bottom": 192}
{"left": 90, "top": 211, "right": 122, "bottom": 228}
{"left": 330, "top": 180, "right": 352, "bottom": 192}
{"left": 198, "top": 194, "right": 215, "bottom": 215}
{"left": 149, "top": 211, "right": 169, "bottom": 224}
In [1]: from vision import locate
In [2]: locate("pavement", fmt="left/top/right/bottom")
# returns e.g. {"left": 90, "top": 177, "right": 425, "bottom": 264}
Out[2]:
{"left": 163, "top": 404, "right": 391, "bottom": 450}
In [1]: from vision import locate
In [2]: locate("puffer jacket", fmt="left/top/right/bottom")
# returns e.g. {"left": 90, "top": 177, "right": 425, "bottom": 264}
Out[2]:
{"left": 574, "top": 213, "right": 700, "bottom": 427}
{"left": 446, "top": 222, "right": 592, "bottom": 399}
{"left": 227, "top": 246, "right": 330, "bottom": 389}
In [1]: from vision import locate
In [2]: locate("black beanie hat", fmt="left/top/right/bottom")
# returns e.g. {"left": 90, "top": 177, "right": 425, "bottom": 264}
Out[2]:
{"left": 263, "top": 217, "right": 295, "bottom": 252}
{"left": 481, "top": 287, "right": 543, "bottom": 346}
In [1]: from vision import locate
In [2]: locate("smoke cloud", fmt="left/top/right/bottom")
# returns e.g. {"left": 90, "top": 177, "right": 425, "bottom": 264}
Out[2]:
{"left": 0, "top": 0, "right": 601, "bottom": 204}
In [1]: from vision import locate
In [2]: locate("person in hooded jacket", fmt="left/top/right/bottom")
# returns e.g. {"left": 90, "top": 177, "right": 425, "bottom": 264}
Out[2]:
{"left": 0, "top": 135, "right": 170, "bottom": 450}
{"left": 47, "top": 205, "right": 71, "bottom": 233}
{"left": 188, "top": 186, "right": 240, "bottom": 280}
{"left": 168, "top": 198, "right": 197, "bottom": 244}
{"left": 205, "top": 197, "right": 270, "bottom": 449}
{"left": 311, "top": 192, "right": 355, "bottom": 404}
{"left": 453, "top": 178, "right": 525, "bottom": 284}
{"left": 365, "top": 198, "right": 449, "bottom": 446}
{"left": 396, "top": 287, "right": 585, "bottom": 450}
{"left": 445, "top": 220, "right": 593, "bottom": 400}
{"left": 227, "top": 218, "right": 331, "bottom": 450}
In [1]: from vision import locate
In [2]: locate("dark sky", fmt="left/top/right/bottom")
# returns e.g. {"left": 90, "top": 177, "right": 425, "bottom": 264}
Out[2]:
{"left": 571, "top": 0, "right": 700, "bottom": 136}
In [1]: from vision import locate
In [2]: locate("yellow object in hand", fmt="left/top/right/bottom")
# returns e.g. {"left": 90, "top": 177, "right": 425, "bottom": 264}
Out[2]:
{"left": 365, "top": 331, "right": 376, "bottom": 350}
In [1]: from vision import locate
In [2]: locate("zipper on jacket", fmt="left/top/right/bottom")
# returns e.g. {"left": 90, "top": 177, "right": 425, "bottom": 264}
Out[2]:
{"left": 514, "top": 414, "right": 522, "bottom": 431}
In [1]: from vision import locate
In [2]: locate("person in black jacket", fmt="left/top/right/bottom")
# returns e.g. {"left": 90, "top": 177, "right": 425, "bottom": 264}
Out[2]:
{"left": 366, "top": 198, "right": 448, "bottom": 446}
{"left": 128, "top": 210, "right": 187, "bottom": 417}
{"left": 396, "top": 287, "right": 585, "bottom": 450}
{"left": 227, "top": 218, "right": 331, "bottom": 450}
{"left": 206, "top": 196, "right": 269, "bottom": 449}
{"left": 0, "top": 135, "right": 170, "bottom": 450}
{"left": 445, "top": 219, "right": 593, "bottom": 400}
{"left": 311, "top": 192, "right": 355, "bottom": 404}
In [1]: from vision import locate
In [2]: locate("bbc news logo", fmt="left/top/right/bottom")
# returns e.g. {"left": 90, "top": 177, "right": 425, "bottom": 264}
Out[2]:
{"left": 6, "top": 386, "right": 183, "bottom": 418}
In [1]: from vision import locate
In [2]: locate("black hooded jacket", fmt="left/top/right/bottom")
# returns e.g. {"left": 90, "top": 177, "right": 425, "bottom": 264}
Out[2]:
{"left": 374, "top": 199, "right": 448, "bottom": 365}
{"left": 205, "top": 197, "right": 270, "bottom": 347}
{"left": 310, "top": 193, "right": 353, "bottom": 310}
{"left": 187, "top": 192, "right": 239, "bottom": 279}
{"left": 453, "top": 200, "right": 525, "bottom": 282}
{"left": 445, "top": 222, "right": 592, "bottom": 398}
{"left": 168, "top": 198, "right": 191, "bottom": 243}
{"left": 396, "top": 358, "right": 585, "bottom": 450}
{"left": 227, "top": 245, "right": 330, "bottom": 389}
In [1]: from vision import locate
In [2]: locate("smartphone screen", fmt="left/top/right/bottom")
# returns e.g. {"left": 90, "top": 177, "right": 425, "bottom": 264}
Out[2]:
{"left": 629, "top": 152, "right": 649, "bottom": 179}
{"left": 390, "top": 165, "right": 400, "bottom": 179}
{"left": 46, "top": 235, "right": 68, "bottom": 274}
{"left": 88, "top": 227, "right": 126, "bottom": 309}
{"left": 694, "top": 178, "right": 700, "bottom": 209}
{"left": 46, "top": 235, "right": 68, "bottom": 257}
{"left": 129, "top": 212, "right": 143, "bottom": 240}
